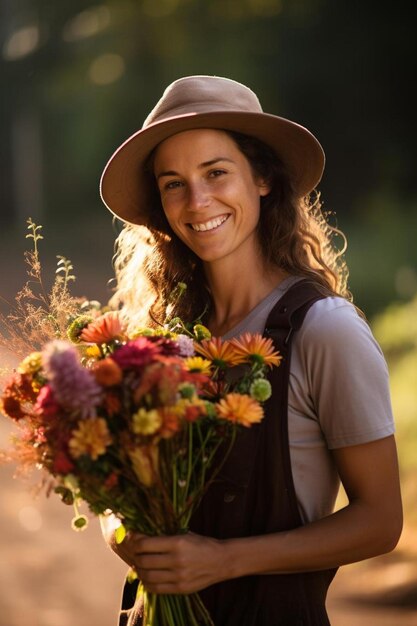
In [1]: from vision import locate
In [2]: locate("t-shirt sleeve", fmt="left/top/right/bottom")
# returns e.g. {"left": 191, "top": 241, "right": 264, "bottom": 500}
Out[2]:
{"left": 297, "top": 299, "right": 395, "bottom": 449}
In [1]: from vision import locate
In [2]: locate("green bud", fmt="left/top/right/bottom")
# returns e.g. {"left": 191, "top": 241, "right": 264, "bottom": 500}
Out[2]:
{"left": 67, "top": 315, "right": 94, "bottom": 343}
{"left": 193, "top": 324, "right": 211, "bottom": 341}
{"left": 249, "top": 378, "right": 272, "bottom": 402}
{"left": 130, "top": 327, "right": 155, "bottom": 337}
{"left": 167, "top": 317, "right": 183, "bottom": 330}
{"left": 204, "top": 401, "right": 217, "bottom": 419}
{"left": 179, "top": 382, "right": 196, "bottom": 399}
{"left": 71, "top": 515, "right": 88, "bottom": 531}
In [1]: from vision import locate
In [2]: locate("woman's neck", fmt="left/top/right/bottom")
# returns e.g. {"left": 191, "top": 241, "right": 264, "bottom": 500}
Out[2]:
{"left": 204, "top": 256, "right": 288, "bottom": 336}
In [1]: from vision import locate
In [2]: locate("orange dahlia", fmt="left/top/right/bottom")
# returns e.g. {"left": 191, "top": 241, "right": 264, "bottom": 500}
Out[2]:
{"left": 80, "top": 311, "right": 127, "bottom": 344}
{"left": 195, "top": 337, "right": 245, "bottom": 368}
{"left": 91, "top": 358, "right": 123, "bottom": 386}
{"left": 215, "top": 393, "right": 264, "bottom": 427}
{"left": 229, "top": 333, "right": 282, "bottom": 368}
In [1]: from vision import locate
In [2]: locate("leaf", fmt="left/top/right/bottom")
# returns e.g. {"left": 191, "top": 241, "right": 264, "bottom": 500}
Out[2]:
{"left": 127, "top": 568, "right": 138, "bottom": 584}
{"left": 115, "top": 523, "right": 127, "bottom": 544}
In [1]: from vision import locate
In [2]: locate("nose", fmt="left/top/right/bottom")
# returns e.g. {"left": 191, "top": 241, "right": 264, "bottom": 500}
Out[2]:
{"left": 187, "top": 182, "right": 210, "bottom": 212}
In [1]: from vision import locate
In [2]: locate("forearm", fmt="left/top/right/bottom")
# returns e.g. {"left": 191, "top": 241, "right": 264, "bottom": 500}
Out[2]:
{"left": 221, "top": 499, "right": 402, "bottom": 581}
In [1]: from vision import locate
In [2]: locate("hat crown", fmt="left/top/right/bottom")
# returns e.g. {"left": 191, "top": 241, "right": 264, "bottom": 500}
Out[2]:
{"left": 144, "top": 75, "right": 263, "bottom": 127}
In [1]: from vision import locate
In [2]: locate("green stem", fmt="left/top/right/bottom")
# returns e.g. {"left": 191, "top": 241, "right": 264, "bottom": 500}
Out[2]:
{"left": 184, "top": 595, "right": 201, "bottom": 626}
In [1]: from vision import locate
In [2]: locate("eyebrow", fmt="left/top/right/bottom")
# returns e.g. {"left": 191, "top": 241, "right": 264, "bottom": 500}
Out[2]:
{"left": 156, "top": 157, "right": 235, "bottom": 180}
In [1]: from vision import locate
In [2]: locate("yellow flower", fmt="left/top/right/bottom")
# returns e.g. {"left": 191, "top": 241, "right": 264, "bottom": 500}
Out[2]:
{"left": 132, "top": 408, "right": 162, "bottom": 436}
{"left": 174, "top": 396, "right": 207, "bottom": 422}
{"left": 17, "top": 352, "right": 43, "bottom": 375}
{"left": 83, "top": 344, "right": 101, "bottom": 359}
{"left": 215, "top": 393, "right": 264, "bottom": 427}
{"left": 184, "top": 356, "right": 212, "bottom": 375}
{"left": 229, "top": 333, "right": 282, "bottom": 368}
{"left": 69, "top": 417, "right": 112, "bottom": 460}
{"left": 195, "top": 337, "right": 246, "bottom": 368}
{"left": 128, "top": 445, "right": 159, "bottom": 487}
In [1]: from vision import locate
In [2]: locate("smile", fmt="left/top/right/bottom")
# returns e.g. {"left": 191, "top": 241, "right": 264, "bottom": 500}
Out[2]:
{"left": 189, "top": 214, "right": 229, "bottom": 232}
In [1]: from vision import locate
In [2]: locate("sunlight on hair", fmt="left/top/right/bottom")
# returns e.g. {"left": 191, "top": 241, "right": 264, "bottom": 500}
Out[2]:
{"left": 3, "top": 24, "right": 40, "bottom": 61}
{"left": 142, "top": 0, "right": 180, "bottom": 18}
{"left": 110, "top": 224, "right": 156, "bottom": 329}
{"left": 63, "top": 5, "right": 111, "bottom": 42}
{"left": 89, "top": 53, "right": 125, "bottom": 86}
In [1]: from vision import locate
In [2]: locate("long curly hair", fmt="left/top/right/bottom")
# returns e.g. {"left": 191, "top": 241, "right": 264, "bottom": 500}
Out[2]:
{"left": 110, "top": 130, "right": 350, "bottom": 328}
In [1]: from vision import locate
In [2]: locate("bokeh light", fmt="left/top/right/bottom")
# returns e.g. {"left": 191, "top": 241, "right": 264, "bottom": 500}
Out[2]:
{"left": 3, "top": 24, "right": 40, "bottom": 61}
{"left": 62, "top": 5, "right": 111, "bottom": 42}
{"left": 89, "top": 53, "right": 125, "bottom": 86}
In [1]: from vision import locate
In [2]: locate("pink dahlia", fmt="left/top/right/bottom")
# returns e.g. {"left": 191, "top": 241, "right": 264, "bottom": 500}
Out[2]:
{"left": 34, "top": 385, "right": 61, "bottom": 418}
{"left": 111, "top": 337, "right": 161, "bottom": 370}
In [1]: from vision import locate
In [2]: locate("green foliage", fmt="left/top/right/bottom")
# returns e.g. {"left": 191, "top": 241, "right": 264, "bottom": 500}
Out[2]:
{"left": 346, "top": 192, "right": 417, "bottom": 317}
{"left": 372, "top": 295, "right": 417, "bottom": 473}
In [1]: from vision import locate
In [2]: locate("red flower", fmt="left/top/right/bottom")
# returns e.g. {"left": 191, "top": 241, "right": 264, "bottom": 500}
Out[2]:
{"left": 184, "top": 404, "right": 203, "bottom": 423}
{"left": 104, "top": 391, "right": 122, "bottom": 416}
{"left": 1, "top": 395, "right": 26, "bottom": 420}
{"left": 158, "top": 407, "right": 180, "bottom": 438}
{"left": 104, "top": 472, "right": 119, "bottom": 490}
{"left": 0, "top": 372, "right": 38, "bottom": 420}
{"left": 111, "top": 337, "right": 161, "bottom": 370}
{"left": 52, "top": 451, "right": 75, "bottom": 475}
{"left": 34, "top": 385, "right": 61, "bottom": 418}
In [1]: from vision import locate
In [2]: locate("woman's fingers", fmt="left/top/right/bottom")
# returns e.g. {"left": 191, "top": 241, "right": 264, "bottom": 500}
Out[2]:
{"left": 123, "top": 532, "right": 223, "bottom": 594}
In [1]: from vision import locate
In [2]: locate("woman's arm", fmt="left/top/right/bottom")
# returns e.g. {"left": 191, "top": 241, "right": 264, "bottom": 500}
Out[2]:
{"left": 112, "top": 435, "right": 402, "bottom": 594}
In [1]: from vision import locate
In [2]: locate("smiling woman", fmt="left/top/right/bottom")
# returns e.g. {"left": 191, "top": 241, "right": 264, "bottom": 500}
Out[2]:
{"left": 152, "top": 129, "right": 269, "bottom": 267}
{"left": 99, "top": 75, "right": 402, "bottom": 625}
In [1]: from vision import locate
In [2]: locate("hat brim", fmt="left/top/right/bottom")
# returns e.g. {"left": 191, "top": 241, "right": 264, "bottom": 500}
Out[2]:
{"left": 100, "top": 110, "right": 325, "bottom": 225}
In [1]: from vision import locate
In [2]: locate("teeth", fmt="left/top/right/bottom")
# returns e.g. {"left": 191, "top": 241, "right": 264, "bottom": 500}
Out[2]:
{"left": 191, "top": 215, "right": 228, "bottom": 232}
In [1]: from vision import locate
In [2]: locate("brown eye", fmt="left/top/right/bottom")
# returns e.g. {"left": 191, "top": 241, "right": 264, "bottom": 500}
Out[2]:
{"left": 164, "top": 180, "right": 183, "bottom": 191}
{"left": 208, "top": 169, "right": 226, "bottom": 178}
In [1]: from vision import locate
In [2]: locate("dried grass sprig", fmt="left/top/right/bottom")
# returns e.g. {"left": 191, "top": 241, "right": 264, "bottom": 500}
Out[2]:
{"left": 0, "top": 219, "right": 84, "bottom": 362}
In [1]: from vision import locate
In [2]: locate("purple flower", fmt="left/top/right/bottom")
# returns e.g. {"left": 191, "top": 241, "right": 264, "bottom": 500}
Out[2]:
{"left": 111, "top": 337, "right": 160, "bottom": 370}
{"left": 42, "top": 340, "right": 101, "bottom": 418}
{"left": 176, "top": 334, "right": 195, "bottom": 357}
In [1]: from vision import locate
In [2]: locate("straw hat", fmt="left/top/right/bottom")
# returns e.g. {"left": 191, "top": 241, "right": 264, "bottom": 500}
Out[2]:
{"left": 100, "top": 75, "right": 325, "bottom": 225}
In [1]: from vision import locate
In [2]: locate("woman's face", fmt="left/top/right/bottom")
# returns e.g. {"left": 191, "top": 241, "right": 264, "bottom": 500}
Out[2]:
{"left": 153, "top": 129, "right": 270, "bottom": 265}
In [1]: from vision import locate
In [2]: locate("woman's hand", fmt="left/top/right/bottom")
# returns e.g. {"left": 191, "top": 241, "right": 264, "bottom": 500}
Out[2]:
{"left": 100, "top": 514, "right": 223, "bottom": 594}
{"left": 120, "top": 531, "right": 223, "bottom": 594}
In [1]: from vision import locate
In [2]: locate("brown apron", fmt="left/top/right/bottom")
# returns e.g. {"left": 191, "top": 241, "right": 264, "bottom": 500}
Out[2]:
{"left": 119, "top": 279, "right": 337, "bottom": 625}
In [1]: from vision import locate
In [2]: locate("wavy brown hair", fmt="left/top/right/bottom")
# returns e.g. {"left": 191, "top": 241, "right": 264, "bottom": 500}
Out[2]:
{"left": 110, "top": 130, "right": 350, "bottom": 328}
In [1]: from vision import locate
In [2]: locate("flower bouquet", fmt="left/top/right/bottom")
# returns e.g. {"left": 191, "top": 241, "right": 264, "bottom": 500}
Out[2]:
{"left": 0, "top": 222, "right": 281, "bottom": 626}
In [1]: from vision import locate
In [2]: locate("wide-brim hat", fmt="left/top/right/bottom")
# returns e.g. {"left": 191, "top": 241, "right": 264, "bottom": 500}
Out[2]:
{"left": 100, "top": 75, "right": 325, "bottom": 226}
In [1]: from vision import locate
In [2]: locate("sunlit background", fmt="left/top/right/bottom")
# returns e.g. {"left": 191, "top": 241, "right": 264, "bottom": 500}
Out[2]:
{"left": 1, "top": 1, "right": 416, "bottom": 624}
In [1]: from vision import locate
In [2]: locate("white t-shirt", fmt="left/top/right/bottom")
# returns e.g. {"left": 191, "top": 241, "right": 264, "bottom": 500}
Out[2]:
{"left": 223, "top": 276, "right": 395, "bottom": 524}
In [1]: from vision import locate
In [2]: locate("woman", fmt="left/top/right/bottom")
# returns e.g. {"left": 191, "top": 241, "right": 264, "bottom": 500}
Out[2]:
{"left": 100, "top": 75, "right": 402, "bottom": 625}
